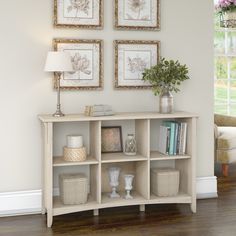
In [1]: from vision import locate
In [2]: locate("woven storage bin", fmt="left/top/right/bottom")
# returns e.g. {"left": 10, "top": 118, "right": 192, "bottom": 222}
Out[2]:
{"left": 63, "top": 146, "right": 86, "bottom": 162}
{"left": 151, "top": 168, "right": 179, "bottom": 197}
{"left": 59, "top": 173, "right": 88, "bottom": 205}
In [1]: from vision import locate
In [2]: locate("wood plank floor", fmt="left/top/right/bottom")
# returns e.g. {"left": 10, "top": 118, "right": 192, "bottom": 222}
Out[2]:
{"left": 1, "top": 172, "right": 236, "bottom": 236}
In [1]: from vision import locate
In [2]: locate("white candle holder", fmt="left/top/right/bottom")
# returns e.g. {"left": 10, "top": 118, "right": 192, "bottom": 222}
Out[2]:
{"left": 108, "top": 167, "right": 120, "bottom": 198}
{"left": 67, "top": 135, "right": 83, "bottom": 148}
{"left": 124, "top": 174, "right": 134, "bottom": 199}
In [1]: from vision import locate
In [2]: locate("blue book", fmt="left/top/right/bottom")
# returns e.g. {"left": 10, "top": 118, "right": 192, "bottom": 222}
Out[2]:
{"left": 173, "top": 122, "right": 179, "bottom": 155}
{"left": 163, "top": 121, "right": 176, "bottom": 155}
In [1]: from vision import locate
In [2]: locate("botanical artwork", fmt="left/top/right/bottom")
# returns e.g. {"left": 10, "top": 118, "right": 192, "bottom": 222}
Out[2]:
{"left": 127, "top": 55, "right": 149, "bottom": 80}
{"left": 53, "top": 39, "right": 103, "bottom": 90}
{"left": 115, "top": 0, "right": 160, "bottom": 30}
{"left": 126, "top": 0, "right": 149, "bottom": 20}
{"left": 65, "top": 0, "right": 92, "bottom": 18}
{"left": 54, "top": 0, "right": 103, "bottom": 28}
{"left": 114, "top": 40, "right": 160, "bottom": 89}
{"left": 101, "top": 127, "right": 123, "bottom": 153}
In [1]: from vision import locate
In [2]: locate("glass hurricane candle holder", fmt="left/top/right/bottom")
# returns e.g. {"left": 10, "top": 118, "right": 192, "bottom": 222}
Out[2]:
{"left": 124, "top": 134, "right": 137, "bottom": 156}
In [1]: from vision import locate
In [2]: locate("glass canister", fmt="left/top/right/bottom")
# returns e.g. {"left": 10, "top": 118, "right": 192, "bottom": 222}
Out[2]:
{"left": 124, "top": 134, "right": 137, "bottom": 156}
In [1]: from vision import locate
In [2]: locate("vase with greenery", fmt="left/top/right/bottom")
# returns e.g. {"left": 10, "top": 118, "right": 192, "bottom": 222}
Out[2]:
{"left": 215, "top": 0, "right": 236, "bottom": 21}
{"left": 142, "top": 58, "right": 189, "bottom": 113}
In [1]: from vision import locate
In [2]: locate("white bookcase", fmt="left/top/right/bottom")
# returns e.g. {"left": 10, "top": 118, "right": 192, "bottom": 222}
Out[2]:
{"left": 39, "top": 111, "right": 197, "bottom": 227}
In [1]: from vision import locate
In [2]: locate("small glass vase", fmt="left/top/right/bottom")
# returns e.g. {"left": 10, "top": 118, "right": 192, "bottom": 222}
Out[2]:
{"left": 159, "top": 89, "right": 173, "bottom": 114}
{"left": 124, "top": 134, "right": 137, "bottom": 156}
{"left": 108, "top": 167, "right": 120, "bottom": 198}
{"left": 124, "top": 174, "right": 134, "bottom": 199}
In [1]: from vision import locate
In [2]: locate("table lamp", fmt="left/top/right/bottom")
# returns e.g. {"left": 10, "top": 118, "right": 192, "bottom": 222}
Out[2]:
{"left": 44, "top": 51, "right": 73, "bottom": 117}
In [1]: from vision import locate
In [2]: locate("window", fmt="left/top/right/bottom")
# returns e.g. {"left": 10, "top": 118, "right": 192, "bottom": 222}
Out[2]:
{"left": 214, "top": 11, "right": 236, "bottom": 115}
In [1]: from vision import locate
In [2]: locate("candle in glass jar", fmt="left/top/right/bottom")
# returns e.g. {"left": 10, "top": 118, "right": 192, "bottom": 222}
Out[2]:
{"left": 67, "top": 135, "right": 83, "bottom": 148}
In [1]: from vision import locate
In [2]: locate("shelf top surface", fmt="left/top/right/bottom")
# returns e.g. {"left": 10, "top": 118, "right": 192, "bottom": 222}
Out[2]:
{"left": 38, "top": 111, "right": 198, "bottom": 123}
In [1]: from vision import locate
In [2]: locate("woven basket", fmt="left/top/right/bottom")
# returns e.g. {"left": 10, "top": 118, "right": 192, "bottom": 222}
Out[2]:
{"left": 63, "top": 146, "right": 87, "bottom": 162}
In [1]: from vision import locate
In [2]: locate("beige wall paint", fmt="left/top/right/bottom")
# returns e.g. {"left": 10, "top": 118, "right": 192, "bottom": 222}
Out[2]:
{"left": 0, "top": 0, "right": 214, "bottom": 192}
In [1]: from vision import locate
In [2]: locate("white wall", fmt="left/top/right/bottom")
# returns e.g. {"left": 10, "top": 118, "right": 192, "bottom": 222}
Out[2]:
{"left": 0, "top": 0, "right": 214, "bottom": 193}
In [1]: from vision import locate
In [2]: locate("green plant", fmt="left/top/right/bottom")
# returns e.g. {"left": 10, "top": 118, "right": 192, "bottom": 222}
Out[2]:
{"left": 142, "top": 58, "right": 190, "bottom": 95}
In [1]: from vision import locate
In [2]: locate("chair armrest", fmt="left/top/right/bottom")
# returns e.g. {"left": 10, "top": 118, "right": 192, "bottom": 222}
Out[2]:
{"left": 214, "top": 124, "right": 219, "bottom": 139}
{"left": 214, "top": 114, "right": 236, "bottom": 127}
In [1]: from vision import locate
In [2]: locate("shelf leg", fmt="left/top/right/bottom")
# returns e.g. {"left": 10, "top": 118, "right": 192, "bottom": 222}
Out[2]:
{"left": 139, "top": 204, "right": 145, "bottom": 212}
{"left": 41, "top": 207, "right": 46, "bottom": 215}
{"left": 93, "top": 209, "right": 99, "bottom": 216}
{"left": 191, "top": 202, "right": 196, "bottom": 213}
{"left": 47, "top": 212, "right": 53, "bottom": 227}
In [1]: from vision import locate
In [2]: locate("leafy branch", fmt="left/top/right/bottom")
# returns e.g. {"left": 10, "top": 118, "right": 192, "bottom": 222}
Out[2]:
{"left": 142, "top": 58, "right": 190, "bottom": 95}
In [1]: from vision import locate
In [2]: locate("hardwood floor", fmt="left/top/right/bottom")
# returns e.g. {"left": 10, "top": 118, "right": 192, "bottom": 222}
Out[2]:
{"left": 1, "top": 172, "right": 236, "bottom": 236}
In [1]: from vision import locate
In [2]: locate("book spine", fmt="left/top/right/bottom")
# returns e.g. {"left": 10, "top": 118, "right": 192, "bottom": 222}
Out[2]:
{"left": 173, "top": 123, "right": 178, "bottom": 155}
{"left": 158, "top": 126, "right": 168, "bottom": 155}
{"left": 176, "top": 123, "right": 181, "bottom": 155}
{"left": 182, "top": 123, "right": 188, "bottom": 155}
{"left": 166, "top": 127, "right": 170, "bottom": 155}
{"left": 169, "top": 122, "right": 175, "bottom": 155}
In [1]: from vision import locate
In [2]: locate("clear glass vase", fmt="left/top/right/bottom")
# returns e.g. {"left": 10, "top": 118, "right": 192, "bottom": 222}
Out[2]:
{"left": 159, "top": 89, "right": 173, "bottom": 114}
{"left": 124, "top": 134, "right": 137, "bottom": 156}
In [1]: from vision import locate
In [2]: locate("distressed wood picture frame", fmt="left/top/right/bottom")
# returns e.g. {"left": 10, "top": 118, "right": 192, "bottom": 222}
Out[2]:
{"left": 54, "top": 0, "right": 103, "bottom": 29}
{"left": 114, "top": 0, "right": 160, "bottom": 31}
{"left": 101, "top": 126, "right": 123, "bottom": 153}
{"left": 114, "top": 40, "right": 160, "bottom": 89}
{"left": 53, "top": 38, "right": 103, "bottom": 90}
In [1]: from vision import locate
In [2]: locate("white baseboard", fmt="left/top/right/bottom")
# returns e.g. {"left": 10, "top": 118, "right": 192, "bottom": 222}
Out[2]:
{"left": 196, "top": 176, "right": 218, "bottom": 199}
{"left": 0, "top": 176, "right": 218, "bottom": 217}
{"left": 0, "top": 190, "right": 42, "bottom": 217}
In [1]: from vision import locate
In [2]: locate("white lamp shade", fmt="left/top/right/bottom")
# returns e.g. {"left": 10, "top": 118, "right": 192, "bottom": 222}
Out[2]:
{"left": 44, "top": 51, "right": 73, "bottom": 72}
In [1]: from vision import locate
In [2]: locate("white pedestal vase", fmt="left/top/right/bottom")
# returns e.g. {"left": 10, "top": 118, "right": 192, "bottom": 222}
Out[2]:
{"left": 108, "top": 167, "right": 120, "bottom": 198}
{"left": 124, "top": 175, "right": 134, "bottom": 199}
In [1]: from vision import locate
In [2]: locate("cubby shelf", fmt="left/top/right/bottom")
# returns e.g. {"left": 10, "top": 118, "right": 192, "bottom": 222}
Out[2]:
{"left": 150, "top": 151, "right": 191, "bottom": 161}
{"left": 53, "top": 195, "right": 97, "bottom": 216}
{"left": 53, "top": 156, "right": 98, "bottom": 167}
{"left": 149, "top": 193, "right": 192, "bottom": 204}
{"left": 39, "top": 111, "right": 197, "bottom": 227}
{"left": 101, "top": 192, "right": 146, "bottom": 207}
{"left": 101, "top": 153, "right": 147, "bottom": 163}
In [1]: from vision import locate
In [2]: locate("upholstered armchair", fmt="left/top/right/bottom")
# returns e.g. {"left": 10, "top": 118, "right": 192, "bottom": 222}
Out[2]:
{"left": 215, "top": 114, "right": 236, "bottom": 176}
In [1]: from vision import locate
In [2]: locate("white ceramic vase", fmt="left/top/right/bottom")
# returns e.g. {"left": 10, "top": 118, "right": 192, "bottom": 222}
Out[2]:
{"left": 124, "top": 174, "right": 134, "bottom": 199}
{"left": 108, "top": 167, "right": 120, "bottom": 198}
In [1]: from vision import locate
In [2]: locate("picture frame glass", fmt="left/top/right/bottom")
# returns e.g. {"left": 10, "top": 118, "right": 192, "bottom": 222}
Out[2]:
{"left": 54, "top": 40, "right": 103, "bottom": 90}
{"left": 116, "top": 0, "right": 160, "bottom": 30}
{"left": 55, "top": 0, "right": 102, "bottom": 28}
{"left": 115, "top": 41, "right": 160, "bottom": 88}
{"left": 101, "top": 127, "right": 123, "bottom": 153}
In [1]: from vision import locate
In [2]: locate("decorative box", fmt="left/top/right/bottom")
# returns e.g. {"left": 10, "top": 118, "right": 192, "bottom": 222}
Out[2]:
{"left": 151, "top": 168, "right": 179, "bottom": 197}
{"left": 59, "top": 173, "right": 88, "bottom": 205}
{"left": 63, "top": 146, "right": 86, "bottom": 162}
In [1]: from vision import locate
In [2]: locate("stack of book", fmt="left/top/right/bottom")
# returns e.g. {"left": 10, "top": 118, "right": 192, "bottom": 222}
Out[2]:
{"left": 84, "top": 105, "right": 114, "bottom": 117}
{"left": 158, "top": 121, "right": 188, "bottom": 155}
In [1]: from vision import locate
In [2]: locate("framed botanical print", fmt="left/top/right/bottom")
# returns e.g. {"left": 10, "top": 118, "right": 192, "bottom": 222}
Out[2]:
{"left": 114, "top": 40, "right": 160, "bottom": 89}
{"left": 114, "top": 0, "right": 160, "bottom": 30}
{"left": 53, "top": 39, "right": 103, "bottom": 90}
{"left": 54, "top": 0, "right": 103, "bottom": 29}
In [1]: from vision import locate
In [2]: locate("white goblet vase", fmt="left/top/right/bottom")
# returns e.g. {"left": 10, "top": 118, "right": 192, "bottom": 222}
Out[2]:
{"left": 108, "top": 167, "right": 120, "bottom": 198}
{"left": 124, "top": 175, "right": 134, "bottom": 199}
